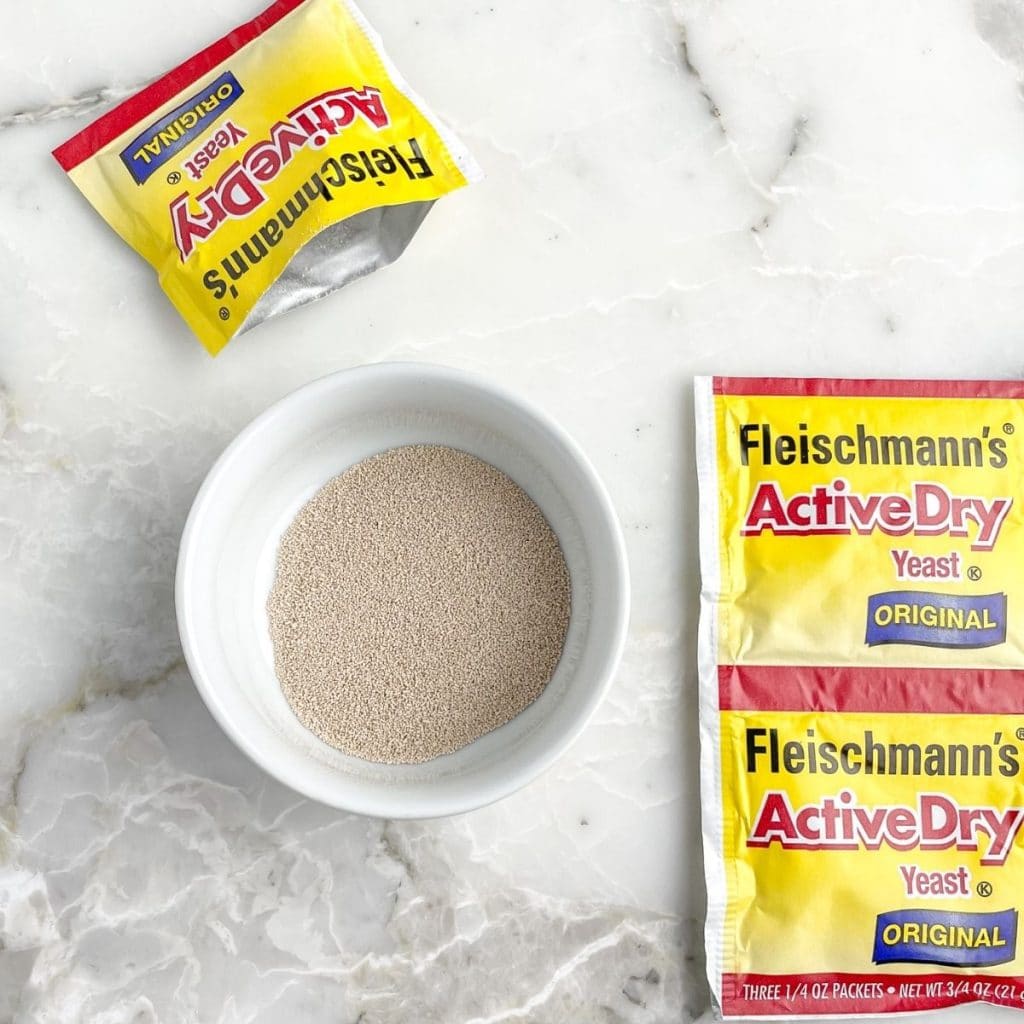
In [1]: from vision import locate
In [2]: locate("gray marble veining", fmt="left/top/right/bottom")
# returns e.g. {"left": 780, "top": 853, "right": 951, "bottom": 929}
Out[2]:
{"left": 3, "top": 0, "right": 1024, "bottom": 1020}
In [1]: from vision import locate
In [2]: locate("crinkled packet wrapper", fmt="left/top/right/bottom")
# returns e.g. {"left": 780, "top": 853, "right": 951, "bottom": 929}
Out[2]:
{"left": 696, "top": 376, "right": 1024, "bottom": 1018}
{"left": 53, "top": 0, "right": 480, "bottom": 355}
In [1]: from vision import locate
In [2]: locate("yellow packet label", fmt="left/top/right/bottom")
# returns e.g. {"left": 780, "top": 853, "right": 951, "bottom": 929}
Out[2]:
{"left": 54, "top": 0, "right": 480, "bottom": 354}
{"left": 696, "top": 377, "right": 1024, "bottom": 1018}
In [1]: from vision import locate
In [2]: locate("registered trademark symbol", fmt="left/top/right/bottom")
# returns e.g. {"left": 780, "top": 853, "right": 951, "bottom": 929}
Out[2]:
{"left": 166, "top": 171, "right": 181, "bottom": 185}
{"left": 977, "top": 881, "right": 993, "bottom": 897}
{"left": 1004, "top": 422, "right": 1015, "bottom": 435}
{"left": 967, "top": 566, "right": 983, "bottom": 582}
{"left": 1016, "top": 727, "right": 1024, "bottom": 741}
{"left": 218, "top": 307, "right": 230, "bottom": 321}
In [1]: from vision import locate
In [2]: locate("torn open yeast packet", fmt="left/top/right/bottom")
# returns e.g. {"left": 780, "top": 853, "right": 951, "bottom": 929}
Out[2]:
{"left": 54, "top": 0, "right": 480, "bottom": 354}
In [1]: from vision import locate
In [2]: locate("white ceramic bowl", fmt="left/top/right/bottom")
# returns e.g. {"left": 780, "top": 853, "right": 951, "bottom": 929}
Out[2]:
{"left": 176, "top": 362, "right": 629, "bottom": 818}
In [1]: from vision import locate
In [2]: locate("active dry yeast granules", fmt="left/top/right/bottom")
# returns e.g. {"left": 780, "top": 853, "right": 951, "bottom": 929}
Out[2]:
{"left": 268, "top": 445, "right": 571, "bottom": 763}
{"left": 696, "top": 376, "right": 1024, "bottom": 1019}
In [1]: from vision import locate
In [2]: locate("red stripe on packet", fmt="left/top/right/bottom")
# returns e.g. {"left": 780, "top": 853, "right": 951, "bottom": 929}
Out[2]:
{"left": 718, "top": 664, "right": 1024, "bottom": 715}
{"left": 713, "top": 377, "right": 1024, "bottom": 399}
{"left": 723, "top": 972, "right": 1024, "bottom": 1016}
{"left": 52, "top": 0, "right": 309, "bottom": 171}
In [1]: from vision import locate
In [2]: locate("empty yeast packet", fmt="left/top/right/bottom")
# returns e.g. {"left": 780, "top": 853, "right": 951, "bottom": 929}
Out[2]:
{"left": 54, "top": 0, "right": 480, "bottom": 354}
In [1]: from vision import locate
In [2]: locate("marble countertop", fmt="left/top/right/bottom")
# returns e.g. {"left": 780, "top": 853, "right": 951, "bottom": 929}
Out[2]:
{"left": 3, "top": 0, "right": 1024, "bottom": 1020}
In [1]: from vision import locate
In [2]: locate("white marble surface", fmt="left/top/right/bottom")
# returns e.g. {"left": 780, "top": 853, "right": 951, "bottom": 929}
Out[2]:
{"left": 3, "top": 0, "right": 1024, "bottom": 1020}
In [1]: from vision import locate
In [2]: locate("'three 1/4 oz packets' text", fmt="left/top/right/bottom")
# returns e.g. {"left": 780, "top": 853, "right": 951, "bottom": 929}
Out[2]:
{"left": 696, "top": 376, "right": 1024, "bottom": 1018}
{"left": 53, "top": 0, "right": 480, "bottom": 355}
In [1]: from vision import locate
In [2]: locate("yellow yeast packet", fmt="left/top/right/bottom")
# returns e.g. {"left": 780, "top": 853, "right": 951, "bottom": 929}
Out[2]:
{"left": 53, "top": 0, "right": 480, "bottom": 355}
{"left": 696, "top": 376, "right": 1024, "bottom": 1018}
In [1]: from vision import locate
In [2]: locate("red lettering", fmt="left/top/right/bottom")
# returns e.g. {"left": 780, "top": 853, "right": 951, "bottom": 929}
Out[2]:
{"left": 171, "top": 192, "right": 214, "bottom": 260}
{"left": 743, "top": 483, "right": 786, "bottom": 534}
{"left": 347, "top": 87, "right": 389, "bottom": 128}
{"left": 270, "top": 121, "right": 310, "bottom": 162}
{"left": 217, "top": 163, "right": 265, "bottom": 217}
{"left": 168, "top": 88, "right": 392, "bottom": 253}
{"left": 749, "top": 792, "right": 799, "bottom": 845}
{"left": 245, "top": 142, "right": 283, "bottom": 183}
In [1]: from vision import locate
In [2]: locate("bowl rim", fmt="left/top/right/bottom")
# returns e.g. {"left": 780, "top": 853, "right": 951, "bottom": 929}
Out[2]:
{"left": 175, "top": 360, "right": 630, "bottom": 818}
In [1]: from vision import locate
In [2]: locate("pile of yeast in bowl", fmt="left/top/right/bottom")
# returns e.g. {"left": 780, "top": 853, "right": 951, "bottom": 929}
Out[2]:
{"left": 267, "top": 444, "right": 571, "bottom": 763}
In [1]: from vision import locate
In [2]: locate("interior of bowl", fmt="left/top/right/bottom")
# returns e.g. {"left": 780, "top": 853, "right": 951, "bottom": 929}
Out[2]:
{"left": 177, "top": 364, "right": 627, "bottom": 816}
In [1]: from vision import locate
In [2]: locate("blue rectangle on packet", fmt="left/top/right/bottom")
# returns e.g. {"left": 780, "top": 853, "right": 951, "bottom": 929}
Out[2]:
{"left": 865, "top": 590, "right": 1006, "bottom": 649}
{"left": 119, "top": 71, "right": 243, "bottom": 184}
{"left": 874, "top": 908, "right": 1017, "bottom": 967}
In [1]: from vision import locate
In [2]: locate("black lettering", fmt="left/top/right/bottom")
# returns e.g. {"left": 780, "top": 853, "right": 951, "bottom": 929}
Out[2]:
{"left": 937, "top": 436, "right": 960, "bottom": 466}
{"left": 320, "top": 156, "right": 346, "bottom": 188}
{"left": 203, "top": 268, "right": 227, "bottom": 298}
{"left": 739, "top": 424, "right": 760, "bottom": 466}
{"left": 924, "top": 744, "right": 945, "bottom": 775}
{"left": 782, "top": 741, "right": 805, "bottom": 773}
{"left": 260, "top": 219, "right": 284, "bottom": 247}
{"left": 880, "top": 434, "right": 913, "bottom": 466}
{"left": 834, "top": 434, "right": 855, "bottom": 464}
{"left": 339, "top": 152, "right": 366, "bottom": 181}
{"left": 812, "top": 433, "right": 831, "bottom": 464}
{"left": 278, "top": 189, "right": 310, "bottom": 229}
{"left": 864, "top": 732, "right": 886, "bottom": 774}
{"left": 406, "top": 136, "right": 434, "bottom": 178}
{"left": 797, "top": 423, "right": 810, "bottom": 463}
{"left": 239, "top": 234, "right": 269, "bottom": 266}
{"left": 818, "top": 742, "right": 839, "bottom": 774}
{"left": 990, "top": 437, "right": 1008, "bottom": 468}
{"left": 915, "top": 435, "right": 937, "bottom": 465}
{"left": 856, "top": 423, "right": 878, "bottom": 464}
{"left": 371, "top": 147, "right": 397, "bottom": 174}
{"left": 359, "top": 151, "right": 380, "bottom": 179}
{"left": 220, "top": 250, "right": 248, "bottom": 281}
{"left": 889, "top": 742, "right": 922, "bottom": 775}
{"left": 947, "top": 743, "right": 969, "bottom": 774}
{"left": 302, "top": 172, "right": 332, "bottom": 203}
{"left": 389, "top": 143, "right": 413, "bottom": 177}
{"left": 745, "top": 728, "right": 769, "bottom": 772}
{"left": 775, "top": 434, "right": 796, "bottom": 465}
{"left": 962, "top": 435, "right": 982, "bottom": 467}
